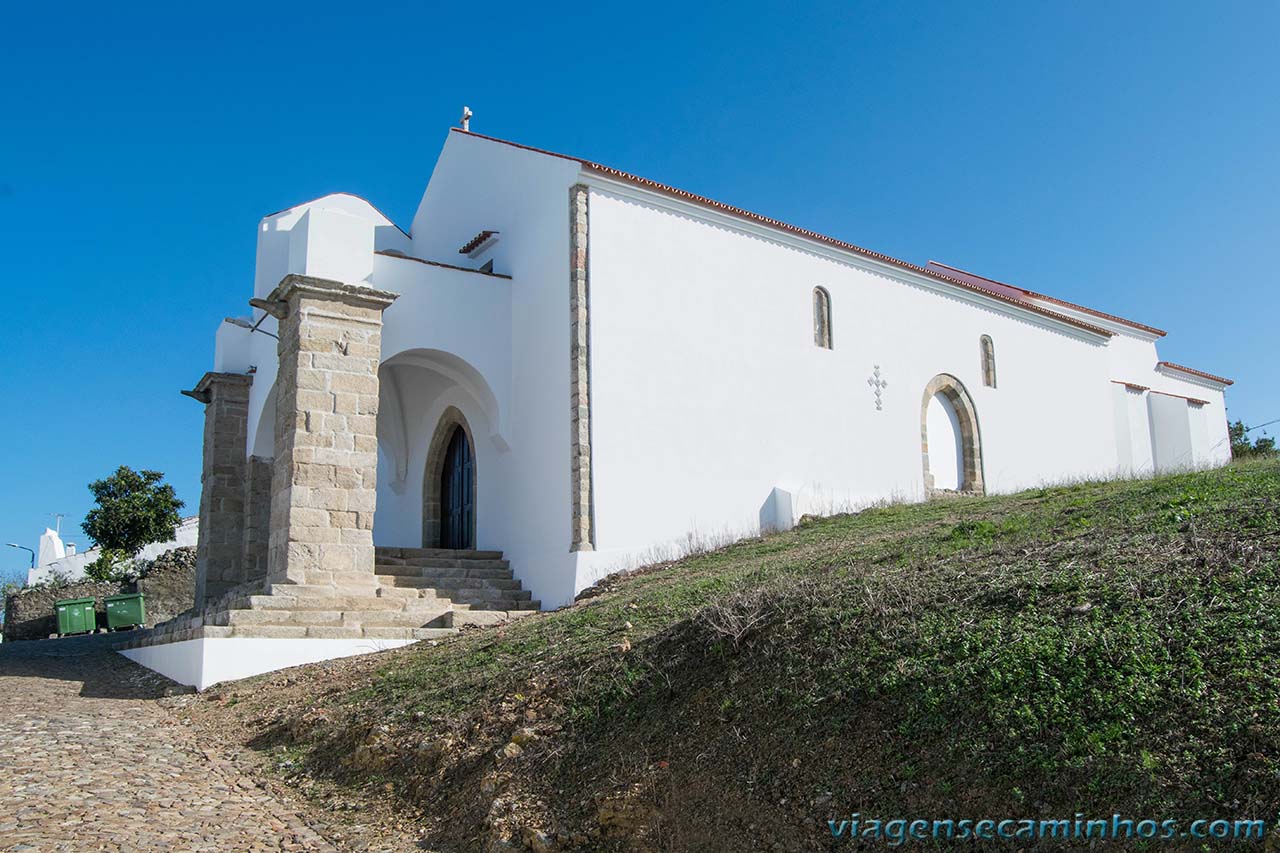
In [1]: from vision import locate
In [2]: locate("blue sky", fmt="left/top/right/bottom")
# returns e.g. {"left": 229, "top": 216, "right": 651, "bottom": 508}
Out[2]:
{"left": 1, "top": 1, "right": 1274, "bottom": 585}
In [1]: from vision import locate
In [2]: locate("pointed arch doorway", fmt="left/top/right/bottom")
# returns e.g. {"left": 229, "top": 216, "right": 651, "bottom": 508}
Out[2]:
{"left": 424, "top": 407, "right": 477, "bottom": 549}
{"left": 440, "top": 426, "right": 474, "bottom": 549}
{"left": 920, "top": 374, "right": 985, "bottom": 497}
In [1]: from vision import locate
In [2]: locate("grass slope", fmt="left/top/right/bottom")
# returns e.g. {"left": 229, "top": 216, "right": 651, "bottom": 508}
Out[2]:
{"left": 197, "top": 460, "right": 1280, "bottom": 851}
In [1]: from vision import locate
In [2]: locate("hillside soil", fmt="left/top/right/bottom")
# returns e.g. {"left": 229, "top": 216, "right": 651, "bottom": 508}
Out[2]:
{"left": 183, "top": 460, "right": 1280, "bottom": 851}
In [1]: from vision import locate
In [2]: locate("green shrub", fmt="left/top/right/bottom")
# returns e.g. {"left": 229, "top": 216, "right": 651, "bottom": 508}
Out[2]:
{"left": 84, "top": 548, "right": 135, "bottom": 583}
{"left": 1230, "top": 420, "right": 1276, "bottom": 459}
{"left": 81, "top": 466, "right": 184, "bottom": 558}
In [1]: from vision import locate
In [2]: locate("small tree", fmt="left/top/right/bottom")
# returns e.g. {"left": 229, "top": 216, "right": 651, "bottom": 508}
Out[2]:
{"left": 82, "top": 467, "right": 184, "bottom": 581}
{"left": 1229, "top": 420, "right": 1277, "bottom": 459}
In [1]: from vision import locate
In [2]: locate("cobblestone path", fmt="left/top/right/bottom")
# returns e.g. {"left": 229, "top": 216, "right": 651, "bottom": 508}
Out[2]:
{"left": 0, "top": 635, "right": 337, "bottom": 852}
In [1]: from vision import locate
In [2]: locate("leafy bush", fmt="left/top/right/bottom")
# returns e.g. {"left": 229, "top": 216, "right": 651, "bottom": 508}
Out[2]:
{"left": 82, "top": 466, "right": 184, "bottom": 557}
{"left": 83, "top": 548, "right": 136, "bottom": 583}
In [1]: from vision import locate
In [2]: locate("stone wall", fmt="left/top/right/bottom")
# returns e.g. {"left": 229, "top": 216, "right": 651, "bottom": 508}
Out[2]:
{"left": 242, "top": 455, "right": 273, "bottom": 585}
{"left": 2, "top": 547, "right": 196, "bottom": 642}
{"left": 266, "top": 275, "right": 395, "bottom": 587}
{"left": 191, "top": 372, "right": 252, "bottom": 609}
{"left": 569, "top": 183, "right": 595, "bottom": 551}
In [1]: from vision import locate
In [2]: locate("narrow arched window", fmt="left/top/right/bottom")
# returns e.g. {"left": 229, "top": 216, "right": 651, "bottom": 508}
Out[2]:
{"left": 813, "top": 287, "right": 832, "bottom": 349}
{"left": 980, "top": 335, "right": 997, "bottom": 388}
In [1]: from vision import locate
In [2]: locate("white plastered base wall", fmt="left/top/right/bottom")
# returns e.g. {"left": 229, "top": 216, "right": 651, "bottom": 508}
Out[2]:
{"left": 119, "top": 637, "right": 416, "bottom": 691}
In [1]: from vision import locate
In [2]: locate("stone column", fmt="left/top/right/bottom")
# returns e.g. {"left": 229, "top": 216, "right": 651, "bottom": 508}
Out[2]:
{"left": 569, "top": 183, "right": 595, "bottom": 551}
{"left": 184, "top": 372, "right": 253, "bottom": 610}
{"left": 263, "top": 274, "right": 397, "bottom": 589}
{"left": 240, "top": 455, "right": 273, "bottom": 586}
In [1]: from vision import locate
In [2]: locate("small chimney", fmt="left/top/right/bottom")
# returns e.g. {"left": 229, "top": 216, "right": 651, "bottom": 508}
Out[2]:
{"left": 66, "top": 543, "right": 76, "bottom": 556}
{"left": 460, "top": 105, "right": 473, "bottom": 132}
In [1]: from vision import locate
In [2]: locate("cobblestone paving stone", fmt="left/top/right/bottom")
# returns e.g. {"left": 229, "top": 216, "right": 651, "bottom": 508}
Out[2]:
{"left": 0, "top": 634, "right": 338, "bottom": 852}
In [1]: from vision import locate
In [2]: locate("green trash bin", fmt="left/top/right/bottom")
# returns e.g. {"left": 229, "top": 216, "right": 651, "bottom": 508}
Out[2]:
{"left": 105, "top": 592, "right": 146, "bottom": 630}
{"left": 54, "top": 597, "right": 97, "bottom": 636}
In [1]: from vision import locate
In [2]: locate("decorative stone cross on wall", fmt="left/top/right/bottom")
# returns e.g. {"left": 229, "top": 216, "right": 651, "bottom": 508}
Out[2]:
{"left": 867, "top": 365, "right": 888, "bottom": 411}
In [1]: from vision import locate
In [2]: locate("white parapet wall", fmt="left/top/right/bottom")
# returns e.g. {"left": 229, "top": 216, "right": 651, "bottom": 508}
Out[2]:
{"left": 119, "top": 636, "right": 416, "bottom": 691}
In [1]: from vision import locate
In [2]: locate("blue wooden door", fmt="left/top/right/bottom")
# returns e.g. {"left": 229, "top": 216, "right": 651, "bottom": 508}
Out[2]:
{"left": 440, "top": 426, "right": 474, "bottom": 550}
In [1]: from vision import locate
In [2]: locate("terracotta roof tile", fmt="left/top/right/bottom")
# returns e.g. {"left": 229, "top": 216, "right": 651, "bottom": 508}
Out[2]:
{"left": 926, "top": 261, "right": 1167, "bottom": 337}
{"left": 450, "top": 129, "right": 1113, "bottom": 339}
{"left": 1156, "top": 361, "right": 1233, "bottom": 386}
{"left": 1150, "top": 389, "right": 1211, "bottom": 406}
{"left": 459, "top": 230, "right": 499, "bottom": 255}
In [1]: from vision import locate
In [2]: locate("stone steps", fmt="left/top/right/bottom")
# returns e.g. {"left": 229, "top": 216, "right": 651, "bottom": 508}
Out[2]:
{"left": 374, "top": 578, "right": 538, "bottom": 611}
{"left": 452, "top": 609, "right": 538, "bottom": 628}
{"left": 374, "top": 563, "right": 512, "bottom": 578}
{"left": 376, "top": 547, "right": 505, "bottom": 561}
{"left": 116, "top": 618, "right": 458, "bottom": 648}
{"left": 119, "top": 547, "right": 541, "bottom": 654}
{"left": 370, "top": 546, "right": 540, "bottom": 612}
{"left": 385, "top": 557, "right": 511, "bottom": 570}
{"left": 242, "top": 593, "right": 408, "bottom": 611}
{"left": 214, "top": 607, "right": 452, "bottom": 629}
{"left": 267, "top": 582, "right": 381, "bottom": 598}
{"left": 375, "top": 575, "right": 522, "bottom": 592}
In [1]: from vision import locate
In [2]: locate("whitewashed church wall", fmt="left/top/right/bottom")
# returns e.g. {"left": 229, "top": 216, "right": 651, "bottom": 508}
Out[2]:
{"left": 1104, "top": 333, "right": 1161, "bottom": 384}
{"left": 404, "top": 133, "right": 586, "bottom": 607}
{"left": 1127, "top": 387, "right": 1157, "bottom": 474}
{"left": 1111, "top": 384, "right": 1137, "bottom": 475}
{"left": 580, "top": 187, "right": 1119, "bottom": 586}
{"left": 371, "top": 371, "right": 511, "bottom": 554}
{"left": 1094, "top": 328, "right": 1230, "bottom": 468}
{"left": 236, "top": 194, "right": 408, "bottom": 462}
{"left": 1149, "top": 392, "right": 1197, "bottom": 473}
{"left": 376, "top": 257, "right": 513, "bottom": 439}
{"left": 1150, "top": 376, "right": 1231, "bottom": 467}
{"left": 252, "top": 193, "right": 410, "bottom": 299}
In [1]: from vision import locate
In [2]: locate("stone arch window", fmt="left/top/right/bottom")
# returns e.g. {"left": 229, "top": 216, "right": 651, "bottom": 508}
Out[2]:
{"left": 813, "top": 287, "right": 833, "bottom": 349}
{"left": 920, "top": 374, "right": 985, "bottom": 497}
{"left": 980, "top": 335, "right": 997, "bottom": 388}
{"left": 422, "top": 406, "right": 477, "bottom": 549}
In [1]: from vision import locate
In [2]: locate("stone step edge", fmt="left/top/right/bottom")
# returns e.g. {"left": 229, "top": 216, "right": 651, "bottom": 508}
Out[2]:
{"left": 213, "top": 610, "right": 454, "bottom": 629}
{"left": 374, "top": 548, "right": 504, "bottom": 560}
{"left": 373, "top": 560, "right": 512, "bottom": 573}
{"left": 115, "top": 624, "right": 459, "bottom": 649}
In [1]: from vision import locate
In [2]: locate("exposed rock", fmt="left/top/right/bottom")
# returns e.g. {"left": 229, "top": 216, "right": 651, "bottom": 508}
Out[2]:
{"left": 597, "top": 785, "right": 658, "bottom": 836}
{"left": 521, "top": 826, "right": 555, "bottom": 852}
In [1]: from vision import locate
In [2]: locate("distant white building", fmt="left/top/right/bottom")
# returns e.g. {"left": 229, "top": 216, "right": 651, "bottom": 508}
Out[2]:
{"left": 26, "top": 517, "right": 199, "bottom": 585}
{"left": 188, "top": 125, "right": 1234, "bottom": 614}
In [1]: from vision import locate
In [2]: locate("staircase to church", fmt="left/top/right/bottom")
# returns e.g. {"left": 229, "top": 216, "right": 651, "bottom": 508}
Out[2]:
{"left": 120, "top": 547, "right": 538, "bottom": 650}
{"left": 373, "top": 546, "right": 540, "bottom": 626}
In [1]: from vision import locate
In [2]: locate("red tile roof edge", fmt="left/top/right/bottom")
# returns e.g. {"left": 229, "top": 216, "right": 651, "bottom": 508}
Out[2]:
{"left": 1110, "top": 380, "right": 1151, "bottom": 392}
{"left": 926, "top": 261, "right": 1167, "bottom": 338}
{"left": 459, "top": 230, "right": 499, "bottom": 255}
{"left": 1156, "top": 361, "right": 1233, "bottom": 387}
{"left": 1150, "top": 389, "right": 1211, "bottom": 406}
{"left": 375, "top": 250, "right": 512, "bottom": 280}
{"left": 449, "top": 129, "right": 1112, "bottom": 339}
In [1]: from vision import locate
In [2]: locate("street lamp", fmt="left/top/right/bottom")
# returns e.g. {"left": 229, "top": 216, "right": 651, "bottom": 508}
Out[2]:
{"left": 6, "top": 543, "right": 35, "bottom": 568}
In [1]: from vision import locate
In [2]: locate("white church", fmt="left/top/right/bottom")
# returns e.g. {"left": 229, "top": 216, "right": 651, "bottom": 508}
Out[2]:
{"left": 122, "top": 120, "right": 1234, "bottom": 688}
